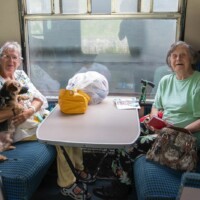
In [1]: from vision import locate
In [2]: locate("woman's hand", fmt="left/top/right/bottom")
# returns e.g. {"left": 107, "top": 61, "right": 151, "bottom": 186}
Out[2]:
{"left": 12, "top": 108, "right": 34, "bottom": 126}
{"left": 143, "top": 115, "right": 155, "bottom": 131}
{"left": 12, "top": 98, "right": 43, "bottom": 126}
{"left": 144, "top": 115, "right": 170, "bottom": 131}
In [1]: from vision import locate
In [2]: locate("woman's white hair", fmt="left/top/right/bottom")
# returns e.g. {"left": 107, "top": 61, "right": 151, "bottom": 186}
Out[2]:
{"left": 0, "top": 41, "right": 23, "bottom": 60}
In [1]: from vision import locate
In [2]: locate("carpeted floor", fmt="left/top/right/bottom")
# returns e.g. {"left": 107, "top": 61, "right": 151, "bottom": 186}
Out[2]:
{"left": 31, "top": 151, "right": 138, "bottom": 200}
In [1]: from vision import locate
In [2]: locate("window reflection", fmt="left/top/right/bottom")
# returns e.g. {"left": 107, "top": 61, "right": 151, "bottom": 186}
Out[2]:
{"left": 154, "top": 0, "right": 179, "bottom": 12}
{"left": 28, "top": 19, "right": 176, "bottom": 96}
{"left": 26, "top": 0, "right": 51, "bottom": 14}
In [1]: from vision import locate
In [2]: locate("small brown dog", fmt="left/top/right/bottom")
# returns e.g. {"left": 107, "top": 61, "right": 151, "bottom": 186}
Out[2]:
{"left": 0, "top": 80, "right": 29, "bottom": 161}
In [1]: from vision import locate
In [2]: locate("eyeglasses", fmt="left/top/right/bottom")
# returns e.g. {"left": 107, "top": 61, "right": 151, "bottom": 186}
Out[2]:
{"left": 1, "top": 54, "right": 20, "bottom": 61}
{"left": 170, "top": 53, "right": 187, "bottom": 60}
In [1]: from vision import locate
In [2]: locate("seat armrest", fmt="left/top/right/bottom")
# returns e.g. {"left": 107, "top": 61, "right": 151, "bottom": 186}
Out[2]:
{"left": 181, "top": 172, "right": 200, "bottom": 188}
{"left": 0, "top": 177, "right": 5, "bottom": 200}
{"left": 177, "top": 172, "right": 200, "bottom": 200}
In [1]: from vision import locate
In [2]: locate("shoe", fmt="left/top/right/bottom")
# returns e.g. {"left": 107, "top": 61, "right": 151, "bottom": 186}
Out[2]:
{"left": 61, "top": 182, "right": 91, "bottom": 200}
{"left": 76, "top": 169, "right": 96, "bottom": 183}
{"left": 93, "top": 180, "right": 132, "bottom": 200}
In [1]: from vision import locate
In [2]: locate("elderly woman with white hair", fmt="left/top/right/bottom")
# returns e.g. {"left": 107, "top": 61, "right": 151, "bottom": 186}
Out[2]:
{"left": 0, "top": 41, "right": 92, "bottom": 200}
{"left": 0, "top": 41, "right": 48, "bottom": 141}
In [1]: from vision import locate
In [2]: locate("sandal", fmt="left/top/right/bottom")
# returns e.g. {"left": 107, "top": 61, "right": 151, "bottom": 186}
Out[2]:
{"left": 61, "top": 182, "right": 91, "bottom": 200}
{"left": 76, "top": 169, "right": 96, "bottom": 183}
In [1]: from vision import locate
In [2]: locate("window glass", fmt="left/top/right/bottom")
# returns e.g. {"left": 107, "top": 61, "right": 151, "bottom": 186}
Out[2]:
{"left": 27, "top": 19, "right": 175, "bottom": 97}
{"left": 62, "top": 0, "right": 87, "bottom": 14}
{"left": 115, "top": 0, "right": 138, "bottom": 13}
{"left": 26, "top": 0, "right": 51, "bottom": 14}
{"left": 154, "top": 0, "right": 179, "bottom": 12}
{"left": 23, "top": 0, "right": 184, "bottom": 98}
{"left": 29, "top": 21, "right": 43, "bottom": 38}
{"left": 91, "top": 0, "right": 111, "bottom": 14}
{"left": 141, "top": 0, "right": 151, "bottom": 12}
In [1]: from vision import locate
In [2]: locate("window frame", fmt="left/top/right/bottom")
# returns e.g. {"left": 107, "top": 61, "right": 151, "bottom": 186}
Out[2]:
{"left": 18, "top": 0, "right": 187, "bottom": 99}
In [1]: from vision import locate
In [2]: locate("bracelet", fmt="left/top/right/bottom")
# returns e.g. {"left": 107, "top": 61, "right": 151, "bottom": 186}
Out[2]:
{"left": 29, "top": 105, "right": 36, "bottom": 113}
{"left": 12, "top": 108, "right": 16, "bottom": 116}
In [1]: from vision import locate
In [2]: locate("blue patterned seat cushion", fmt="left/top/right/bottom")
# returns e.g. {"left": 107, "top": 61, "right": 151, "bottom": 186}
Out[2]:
{"left": 0, "top": 141, "right": 56, "bottom": 200}
{"left": 134, "top": 155, "right": 192, "bottom": 200}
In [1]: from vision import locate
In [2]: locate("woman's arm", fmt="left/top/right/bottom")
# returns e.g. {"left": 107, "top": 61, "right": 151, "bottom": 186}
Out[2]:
{"left": 184, "top": 119, "right": 200, "bottom": 133}
{"left": 0, "top": 109, "right": 14, "bottom": 122}
{"left": 18, "top": 70, "right": 48, "bottom": 110}
{"left": 27, "top": 98, "right": 43, "bottom": 116}
{"left": 149, "top": 106, "right": 159, "bottom": 118}
{"left": 12, "top": 98, "right": 43, "bottom": 127}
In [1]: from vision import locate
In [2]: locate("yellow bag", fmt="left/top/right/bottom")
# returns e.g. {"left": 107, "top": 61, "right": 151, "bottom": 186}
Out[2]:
{"left": 58, "top": 89, "right": 90, "bottom": 114}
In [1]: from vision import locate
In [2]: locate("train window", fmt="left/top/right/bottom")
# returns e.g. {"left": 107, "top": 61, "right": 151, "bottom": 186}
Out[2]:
{"left": 26, "top": 0, "right": 51, "bottom": 14}
{"left": 141, "top": 0, "right": 179, "bottom": 12}
{"left": 60, "top": 0, "right": 87, "bottom": 14}
{"left": 115, "top": 0, "right": 138, "bottom": 13}
{"left": 20, "top": 0, "right": 186, "bottom": 99}
{"left": 153, "top": 0, "right": 179, "bottom": 12}
{"left": 91, "top": 0, "right": 112, "bottom": 14}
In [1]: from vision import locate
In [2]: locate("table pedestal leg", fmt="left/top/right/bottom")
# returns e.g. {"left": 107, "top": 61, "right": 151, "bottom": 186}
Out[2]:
{"left": 92, "top": 149, "right": 110, "bottom": 179}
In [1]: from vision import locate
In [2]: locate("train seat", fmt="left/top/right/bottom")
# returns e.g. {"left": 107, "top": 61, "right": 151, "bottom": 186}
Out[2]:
{"left": 0, "top": 141, "right": 56, "bottom": 200}
{"left": 133, "top": 155, "right": 200, "bottom": 200}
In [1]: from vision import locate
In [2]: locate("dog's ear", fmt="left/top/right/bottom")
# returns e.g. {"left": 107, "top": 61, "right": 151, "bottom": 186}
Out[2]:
{"left": 0, "top": 82, "right": 8, "bottom": 97}
{"left": 7, "top": 82, "right": 19, "bottom": 92}
{"left": 19, "top": 86, "right": 29, "bottom": 94}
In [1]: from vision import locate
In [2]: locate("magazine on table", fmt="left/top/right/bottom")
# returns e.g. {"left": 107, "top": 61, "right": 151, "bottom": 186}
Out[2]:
{"left": 113, "top": 97, "right": 141, "bottom": 110}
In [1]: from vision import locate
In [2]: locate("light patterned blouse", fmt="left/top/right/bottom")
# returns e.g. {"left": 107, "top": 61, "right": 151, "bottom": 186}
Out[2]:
{"left": 0, "top": 70, "right": 48, "bottom": 112}
{"left": 0, "top": 70, "right": 49, "bottom": 142}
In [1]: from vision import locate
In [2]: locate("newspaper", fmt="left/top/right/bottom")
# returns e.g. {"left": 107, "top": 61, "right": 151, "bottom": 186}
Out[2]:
{"left": 113, "top": 97, "right": 140, "bottom": 110}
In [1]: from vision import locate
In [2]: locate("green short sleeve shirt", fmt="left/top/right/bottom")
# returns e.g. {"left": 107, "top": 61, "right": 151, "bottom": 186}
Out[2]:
{"left": 153, "top": 71, "right": 200, "bottom": 147}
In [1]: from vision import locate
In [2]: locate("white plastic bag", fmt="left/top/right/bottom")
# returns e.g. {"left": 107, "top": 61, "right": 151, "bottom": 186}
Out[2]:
{"left": 66, "top": 71, "right": 109, "bottom": 104}
{"left": 77, "top": 63, "right": 111, "bottom": 82}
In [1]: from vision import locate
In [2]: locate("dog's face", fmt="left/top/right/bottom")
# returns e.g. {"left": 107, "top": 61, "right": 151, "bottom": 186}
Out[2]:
{"left": 0, "top": 80, "right": 22, "bottom": 98}
{"left": 0, "top": 80, "right": 23, "bottom": 108}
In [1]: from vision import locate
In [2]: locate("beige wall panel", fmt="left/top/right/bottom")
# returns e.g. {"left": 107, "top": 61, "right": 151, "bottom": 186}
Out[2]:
{"left": 0, "top": 0, "right": 21, "bottom": 46}
{"left": 184, "top": 0, "right": 200, "bottom": 51}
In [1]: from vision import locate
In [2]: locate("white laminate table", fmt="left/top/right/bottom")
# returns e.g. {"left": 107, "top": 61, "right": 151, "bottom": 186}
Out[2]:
{"left": 36, "top": 96, "right": 140, "bottom": 149}
{"left": 37, "top": 96, "right": 140, "bottom": 179}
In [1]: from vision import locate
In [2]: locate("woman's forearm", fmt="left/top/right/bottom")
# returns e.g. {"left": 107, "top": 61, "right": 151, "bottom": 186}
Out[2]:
{"left": 25, "top": 98, "right": 43, "bottom": 119}
{"left": 29, "top": 98, "right": 43, "bottom": 113}
{"left": 149, "top": 106, "right": 159, "bottom": 118}
{"left": 185, "top": 119, "right": 200, "bottom": 133}
{"left": 11, "top": 98, "right": 44, "bottom": 127}
{"left": 0, "top": 109, "right": 14, "bottom": 122}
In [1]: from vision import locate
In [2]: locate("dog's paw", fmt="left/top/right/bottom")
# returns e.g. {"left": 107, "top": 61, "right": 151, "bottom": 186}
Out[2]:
{"left": 17, "top": 95, "right": 29, "bottom": 102}
{"left": 7, "top": 145, "right": 16, "bottom": 150}
{"left": 0, "top": 154, "right": 8, "bottom": 161}
{"left": 0, "top": 133, "right": 14, "bottom": 152}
